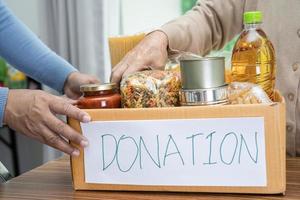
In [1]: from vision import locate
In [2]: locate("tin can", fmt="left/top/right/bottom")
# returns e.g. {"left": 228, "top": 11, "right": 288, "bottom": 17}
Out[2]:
{"left": 179, "top": 57, "right": 228, "bottom": 106}
{"left": 180, "top": 57, "right": 225, "bottom": 89}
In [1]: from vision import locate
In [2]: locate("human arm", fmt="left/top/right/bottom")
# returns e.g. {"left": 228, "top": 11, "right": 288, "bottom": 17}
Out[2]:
{"left": 0, "top": 0, "right": 99, "bottom": 95}
{"left": 159, "top": 0, "right": 246, "bottom": 55}
{"left": 0, "top": 74, "right": 96, "bottom": 155}
{"left": 2, "top": 89, "right": 91, "bottom": 156}
{"left": 111, "top": 0, "right": 253, "bottom": 84}
{"left": 0, "top": 0, "right": 100, "bottom": 155}
{"left": 0, "top": 0, "right": 74, "bottom": 92}
{"left": 0, "top": 87, "right": 8, "bottom": 127}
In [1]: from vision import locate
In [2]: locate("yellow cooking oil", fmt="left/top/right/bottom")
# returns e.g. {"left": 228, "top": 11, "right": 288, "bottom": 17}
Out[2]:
{"left": 231, "top": 11, "right": 276, "bottom": 99}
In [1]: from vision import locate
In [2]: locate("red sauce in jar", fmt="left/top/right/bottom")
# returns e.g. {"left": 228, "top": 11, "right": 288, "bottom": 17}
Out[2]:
{"left": 77, "top": 83, "right": 121, "bottom": 109}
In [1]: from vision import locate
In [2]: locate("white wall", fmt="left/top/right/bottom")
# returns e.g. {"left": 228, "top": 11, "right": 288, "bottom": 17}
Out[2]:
{"left": 5, "top": 0, "right": 182, "bottom": 37}
{"left": 4, "top": 0, "right": 41, "bottom": 36}
{"left": 121, "top": 0, "right": 181, "bottom": 35}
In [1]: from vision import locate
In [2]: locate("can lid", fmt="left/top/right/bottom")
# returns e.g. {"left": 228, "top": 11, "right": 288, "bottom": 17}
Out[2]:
{"left": 180, "top": 57, "right": 224, "bottom": 61}
{"left": 80, "top": 83, "right": 116, "bottom": 92}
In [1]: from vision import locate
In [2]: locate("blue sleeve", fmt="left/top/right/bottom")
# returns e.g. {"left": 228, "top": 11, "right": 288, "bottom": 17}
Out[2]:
{"left": 0, "top": 0, "right": 77, "bottom": 93}
{"left": 0, "top": 87, "right": 8, "bottom": 127}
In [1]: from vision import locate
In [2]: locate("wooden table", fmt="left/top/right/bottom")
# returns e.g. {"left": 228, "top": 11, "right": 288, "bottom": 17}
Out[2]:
{"left": 0, "top": 156, "right": 300, "bottom": 200}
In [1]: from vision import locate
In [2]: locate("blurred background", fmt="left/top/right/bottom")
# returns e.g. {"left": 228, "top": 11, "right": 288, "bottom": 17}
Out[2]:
{"left": 0, "top": 0, "right": 234, "bottom": 177}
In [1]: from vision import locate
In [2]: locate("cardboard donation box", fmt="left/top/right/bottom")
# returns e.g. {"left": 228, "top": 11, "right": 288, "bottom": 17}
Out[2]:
{"left": 68, "top": 91, "right": 286, "bottom": 194}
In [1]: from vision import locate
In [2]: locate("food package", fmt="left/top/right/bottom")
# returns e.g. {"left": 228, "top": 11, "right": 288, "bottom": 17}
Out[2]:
{"left": 120, "top": 70, "right": 181, "bottom": 108}
{"left": 165, "top": 51, "right": 202, "bottom": 72}
{"left": 228, "top": 82, "right": 273, "bottom": 104}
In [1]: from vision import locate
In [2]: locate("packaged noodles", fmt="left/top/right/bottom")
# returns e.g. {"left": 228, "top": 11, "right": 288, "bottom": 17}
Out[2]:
{"left": 120, "top": 70, "right": 181, "bottom": 108}
{"left": 109, "top": 33, "right": 145, "bottom": 68}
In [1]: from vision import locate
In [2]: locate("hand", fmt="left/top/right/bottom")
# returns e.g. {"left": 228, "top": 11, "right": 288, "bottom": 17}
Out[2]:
{"left": 111, "top": 31, "right": 169, "bottom": 84}
{"left": 4, "top": 89, "right": 91, "bottom": 156}
{"left": 64, "top": 72, "right": 100, "bottom": 99}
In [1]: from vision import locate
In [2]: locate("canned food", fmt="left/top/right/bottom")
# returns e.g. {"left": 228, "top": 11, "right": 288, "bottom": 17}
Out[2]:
{"left": 179, "top": 57, "right": 228, "bottom": 106}
{"left": 180, "top": 84, "right": 229, "bottom": 106}
{"left": 180, "top": 57, "right": 225, "bottom": 89}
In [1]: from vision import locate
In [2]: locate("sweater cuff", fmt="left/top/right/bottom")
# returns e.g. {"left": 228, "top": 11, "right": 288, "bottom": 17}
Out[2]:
{"left": 0, "top": 87, "right": 9, "bottom": 127}
{"left": 157, "top": 25, "right": 182, "bottom": 53}
{"left": 53, "top": 65, "right": 78, "bottom": 94}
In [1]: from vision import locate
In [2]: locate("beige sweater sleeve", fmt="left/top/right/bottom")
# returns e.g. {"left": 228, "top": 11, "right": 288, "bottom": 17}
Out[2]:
{"left": 160, "top": 0, "right": 257, "bottom": 56}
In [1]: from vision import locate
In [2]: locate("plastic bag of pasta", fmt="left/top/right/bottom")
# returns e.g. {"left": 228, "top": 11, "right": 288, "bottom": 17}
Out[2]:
{"left": 120, "top": 70, "right": 181, "bottom": 108}
{"left": 228, "top": 82, "right": 273, "bottom": 104}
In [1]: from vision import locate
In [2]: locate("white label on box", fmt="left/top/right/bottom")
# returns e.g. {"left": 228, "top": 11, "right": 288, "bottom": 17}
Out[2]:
{"left": 81, "top": 117, "right": 266, "bottom": 187}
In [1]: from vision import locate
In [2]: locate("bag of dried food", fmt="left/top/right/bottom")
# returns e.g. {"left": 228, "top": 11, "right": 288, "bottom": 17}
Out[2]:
{"left": 228, "top": 82, "right": 272, "bottom": 104}
{"left": 120, "top": 70, "right": 181, "bottom": 108}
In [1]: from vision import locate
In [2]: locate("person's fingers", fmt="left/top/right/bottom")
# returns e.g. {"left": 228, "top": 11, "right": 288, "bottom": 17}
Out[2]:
{"left": 45, "top": 113, "right": 88, "bottom": 148}
{"left": 41, "top": 124, "right": 80, "bottom": 156}
{"left": 122, "top": 62, "right": 149, "bottom": 79}
{"left": 111, "top": 51, "right": 150, "bottom": 84}
{"left": 64, "top": 72, "right": 101, "bottom": 100}
{"left": 111, "top": 60, "right": 130, "bottom": 84}
{"left": 50, "top": 97, "right": 91, "bottom": 123}
{"left": 77, "top": 74, "right": 100, "bottom": 87}
{"left": 110, "top": 31, "right": 169, "bottom": 84}
{"left": 60, "top": 97, "right": 77, "bottom": 104}
{"left": 88, "top": 75, "right": 100, "bottom": 84}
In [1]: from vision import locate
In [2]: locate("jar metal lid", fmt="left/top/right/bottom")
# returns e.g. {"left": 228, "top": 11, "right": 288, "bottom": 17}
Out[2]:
{"left": 180, "top": 84, "right": 229, "bottom": 106}
{"left": 80, "top": 83, "right": 116, "bottom": 92}
{"left": 180, "top": 57, "right": 225, "bottom": 89}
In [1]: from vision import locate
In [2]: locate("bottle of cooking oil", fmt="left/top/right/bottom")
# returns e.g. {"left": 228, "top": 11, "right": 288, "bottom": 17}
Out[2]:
{"left": 231, "top": 11, "right": 276, "bottom": 99}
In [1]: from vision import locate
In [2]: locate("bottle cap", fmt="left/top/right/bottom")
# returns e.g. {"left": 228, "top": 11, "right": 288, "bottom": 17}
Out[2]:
{"left": 244, "top": 11, "right": 263, "bottom": 24}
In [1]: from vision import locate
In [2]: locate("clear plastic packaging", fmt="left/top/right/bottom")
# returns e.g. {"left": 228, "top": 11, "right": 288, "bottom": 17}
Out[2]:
{"left": 228, "top": 82, "right": 273, "bottom": 104}
{"left": 120, "top": 70, "right": 181, "bottom": 108}
{"left": 165, "top": 51, "right": 202, "bottom": 72}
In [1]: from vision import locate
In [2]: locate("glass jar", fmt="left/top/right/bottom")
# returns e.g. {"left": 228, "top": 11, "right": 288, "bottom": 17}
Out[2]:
{"left": 77, "top": 83, "right": 121, "bottom": 109}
